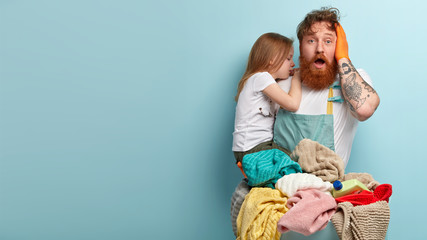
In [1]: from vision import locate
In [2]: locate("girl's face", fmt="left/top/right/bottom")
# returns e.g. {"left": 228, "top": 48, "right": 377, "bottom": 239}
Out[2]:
{"left": 270, "top": 47, "right": 295, "bottom": 80}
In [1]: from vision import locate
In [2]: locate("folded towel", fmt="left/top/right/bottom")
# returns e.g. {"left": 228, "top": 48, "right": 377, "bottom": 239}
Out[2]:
{"left": 236, "top": 187, "right": 288, "bottom": 240}
{"left": 291, "top": 139, "right": 344, "bottom": 182}
{"left": 231, "top": 179, "right": 252, "bottom": 237}
{"left": 335, "top": 184, "right": 392, "bottom": 206}
{"left": 242, "top": 149, "right": 302, "bottom": 188}
{"left": 331, "top": 201, "right": 390, "bottom": 240}
{"left": 277, "top": 189, "right": 337, "bottom": 236}
{"left": 342, "top": 172, "right": 380, "bottom": 191}
{"left": 275, "top": 173, "right": 333, "bottom": 197}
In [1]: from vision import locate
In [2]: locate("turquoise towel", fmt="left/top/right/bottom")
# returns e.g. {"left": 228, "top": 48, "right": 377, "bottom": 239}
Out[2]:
{"left": 242, "top": 149, "right": 302, "bottom": 188}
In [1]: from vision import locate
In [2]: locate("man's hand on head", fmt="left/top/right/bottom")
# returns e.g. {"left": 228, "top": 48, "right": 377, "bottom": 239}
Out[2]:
{"left": 334, "top": 23, "right": 380, "bottom": 121}
{"left": 335, "top": 23, "right": 349, "bottom": 62}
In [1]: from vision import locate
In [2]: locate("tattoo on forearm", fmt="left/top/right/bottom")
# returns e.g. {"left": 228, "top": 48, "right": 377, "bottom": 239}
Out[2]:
{"left": 339, "top": 61, "right": 378, "bottom": 112}
{"left": 341, "top": 62, "right": 357, "bottom": 75}
{"left": 346, "top": 99, "right": 355, "bottom": 112}
{"left": 342, "top": 63, "right": 352, "bottom": 74}
{"left": 361, "top": 81, "right": 377, "bottom": 97}
{"left": 342, "top": 73, "right": 366, "bottom": 110}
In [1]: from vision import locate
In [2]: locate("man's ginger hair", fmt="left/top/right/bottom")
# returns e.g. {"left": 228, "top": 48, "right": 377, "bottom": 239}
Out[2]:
{"left": 297, "top": 7, "right": 341, "bottom": 42}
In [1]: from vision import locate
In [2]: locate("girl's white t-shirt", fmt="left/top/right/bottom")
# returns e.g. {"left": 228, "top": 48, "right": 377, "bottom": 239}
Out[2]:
{"left": 232, "top": 72, "right": 279, "bottom": 152}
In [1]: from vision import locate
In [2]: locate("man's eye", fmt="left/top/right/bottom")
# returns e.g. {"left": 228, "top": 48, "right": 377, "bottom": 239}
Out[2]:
{"left": 308, "top": 39, "right": 315, "bottom": 43}
{"left": 326, "top": 40, "right": 332, "bottom": 44}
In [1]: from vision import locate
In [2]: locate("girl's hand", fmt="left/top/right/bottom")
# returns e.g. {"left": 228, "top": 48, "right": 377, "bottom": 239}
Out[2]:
{"left": 291, "top": 70, "right": 301, "bottom": 83}
{"left": 289, "top": 68, "right": 299, "bottom": 76}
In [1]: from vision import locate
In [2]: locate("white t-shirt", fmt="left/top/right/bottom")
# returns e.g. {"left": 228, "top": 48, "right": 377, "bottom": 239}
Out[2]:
{"left": 276, "top": 69, "right": 373, "bottom": 167}
{"left": 232, "top": 72, "right": 280, "bottom": 152}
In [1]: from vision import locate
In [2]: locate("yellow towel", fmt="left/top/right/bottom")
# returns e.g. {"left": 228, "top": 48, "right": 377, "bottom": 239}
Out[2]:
{"left": 236, "top": 187, "right": 288, "bottom": 240}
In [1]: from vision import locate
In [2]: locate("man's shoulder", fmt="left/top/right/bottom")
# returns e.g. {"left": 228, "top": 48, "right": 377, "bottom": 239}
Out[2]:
{"left": 356, "top": 68, "right": 367, "bottom": 75}
{"left": 356, "top": 68, "right": 373, "bottom": 86}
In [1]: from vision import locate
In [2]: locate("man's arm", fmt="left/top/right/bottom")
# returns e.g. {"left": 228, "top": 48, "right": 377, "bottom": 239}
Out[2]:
{"left": 338, "top": 58, "right": 379, "bottom": 121}
{"left": 335, "top": 24, "right": 380, "bottom": 121}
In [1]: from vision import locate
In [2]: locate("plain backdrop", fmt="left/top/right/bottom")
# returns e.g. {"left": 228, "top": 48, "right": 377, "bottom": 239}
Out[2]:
{"left": 0, "top": 0, "right": 425, "bottom": 239}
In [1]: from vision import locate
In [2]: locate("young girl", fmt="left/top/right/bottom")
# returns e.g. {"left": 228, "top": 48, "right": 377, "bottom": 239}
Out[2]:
{"left": 232, "top": 32, "right": 302, "bottom": 177}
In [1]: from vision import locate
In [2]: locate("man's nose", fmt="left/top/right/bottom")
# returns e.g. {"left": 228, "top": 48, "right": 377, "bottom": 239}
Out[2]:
{"left": 316, "top": 42, "right": 324, "bottom": 53}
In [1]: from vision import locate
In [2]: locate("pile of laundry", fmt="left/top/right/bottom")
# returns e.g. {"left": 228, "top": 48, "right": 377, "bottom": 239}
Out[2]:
{"left": 231, "top": 139, "right": 392, "bottom": 240}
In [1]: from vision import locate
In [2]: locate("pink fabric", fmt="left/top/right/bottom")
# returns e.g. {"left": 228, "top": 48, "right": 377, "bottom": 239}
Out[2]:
{"left": 277, "top": 189, "right": 337, "bottom": 236}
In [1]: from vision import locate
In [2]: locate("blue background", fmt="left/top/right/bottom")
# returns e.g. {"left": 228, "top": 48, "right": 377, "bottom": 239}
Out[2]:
{"left": 0, "top": 0, "right": 425, "bottom": 239}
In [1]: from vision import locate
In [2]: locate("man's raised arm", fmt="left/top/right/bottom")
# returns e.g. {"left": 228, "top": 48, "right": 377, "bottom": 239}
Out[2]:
{"left": 335, "top": 24, "right": 380, "bottom": 121}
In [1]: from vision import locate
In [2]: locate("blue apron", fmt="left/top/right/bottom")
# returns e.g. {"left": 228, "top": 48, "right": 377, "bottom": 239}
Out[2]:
{"left": 274, "top": 82, "right": 342, "bottom": 153}
{"left": 275, "top": 82, "right": 343, "bottom": 240}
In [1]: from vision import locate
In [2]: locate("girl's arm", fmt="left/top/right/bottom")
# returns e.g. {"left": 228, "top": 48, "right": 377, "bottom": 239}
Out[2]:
{"left": 262, "top": 71, "right": 302, "bottom": 112}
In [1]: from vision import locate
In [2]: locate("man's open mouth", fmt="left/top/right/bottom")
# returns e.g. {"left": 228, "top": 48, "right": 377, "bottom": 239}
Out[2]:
{"left": 314, "top": 58, "right": 326, "bottom": 69}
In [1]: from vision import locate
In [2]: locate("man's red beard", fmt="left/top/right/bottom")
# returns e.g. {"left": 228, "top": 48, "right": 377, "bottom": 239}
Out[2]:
{"left": 299, "top": 54, "right": 338, "bottom": 90}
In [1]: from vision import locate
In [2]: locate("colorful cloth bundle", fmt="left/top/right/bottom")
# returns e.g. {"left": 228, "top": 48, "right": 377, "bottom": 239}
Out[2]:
{"left": 236, "top": 187, "right": 289, "bottom": 240}
{"left": 277, "top": 189, "right": 337, "bottom": 236}
{"left": 275, "top": 173, "right": 333, "bottom": 197}
{"left": 231, "top": 139, "right": 391, "bottom": 239}
{"left": 231, "top": 179, "right": 251, "bottom": 236}
{"left": 335, "top": 184, "right": 392, "bottom": 206}
{"left": 342, "top": 172, "right": 380, "bottom": 191}
{"left": 290, "top": 139, "right": 344, "bottom": 182}
{"left": 242, "top": 149, "right": 302, "bottom": 188}
{"left": 331, "top": 201, "right": 390, "bottom": 240}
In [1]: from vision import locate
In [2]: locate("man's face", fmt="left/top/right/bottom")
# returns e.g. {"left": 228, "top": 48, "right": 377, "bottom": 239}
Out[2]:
{"left": 299, "top": 21, "right": 338, "bottom": 90}
{"left": 300, "top": 21, "right": 336, "bottom": 67}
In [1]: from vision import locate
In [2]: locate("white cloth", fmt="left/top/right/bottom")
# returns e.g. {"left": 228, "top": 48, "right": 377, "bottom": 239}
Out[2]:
{"left": 275, "top": 173, "right": 333, "bottom": 197}
{"left": 277, "top": 69, "right": 373, "bottom": 167}
{"left": 232, "top": 72, "right": 280, "bottom": 151}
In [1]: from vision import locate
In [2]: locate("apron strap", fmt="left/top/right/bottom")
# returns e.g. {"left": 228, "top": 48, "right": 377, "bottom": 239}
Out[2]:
{"left": 327, "top": 88, "right": 334, "bottom": 115}
{"left": 328, "top": 96, "right": 344, "bottom": 103}
{"left": 327, "top": 81, "right": 343, "bottom": 115}
{"left": 331, "top": 80, "right": 341, "bottom": 89}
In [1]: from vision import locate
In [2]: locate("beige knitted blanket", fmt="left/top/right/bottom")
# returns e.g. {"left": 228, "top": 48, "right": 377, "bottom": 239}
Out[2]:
{"left": 291, "top": 139, "right": 344, "bottom": 182}
{"left": 331, "top": 201, "right": 390, "bottom": 240}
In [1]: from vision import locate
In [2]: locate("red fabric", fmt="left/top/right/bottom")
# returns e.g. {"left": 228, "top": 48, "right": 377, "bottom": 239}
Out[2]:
{"left": 335, "top": 184, "right": 392, "bottom": 206}
{"left": 374, "top": 184, "right": 393, "bottom": 201}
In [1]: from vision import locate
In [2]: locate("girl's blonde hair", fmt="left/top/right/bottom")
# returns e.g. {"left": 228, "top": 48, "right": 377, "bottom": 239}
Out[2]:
{"left": 235, "top": 33, "right": 293, "bottom": 101}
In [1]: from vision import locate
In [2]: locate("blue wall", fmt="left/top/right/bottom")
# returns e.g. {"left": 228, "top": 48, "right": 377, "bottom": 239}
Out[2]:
{"left": 0, "top": 0, "right": 425, "bottom": 239}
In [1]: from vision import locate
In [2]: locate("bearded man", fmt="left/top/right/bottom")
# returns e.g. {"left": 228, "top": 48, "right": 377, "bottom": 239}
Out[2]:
{"left": 230, "top": 7, "right": 381, "bottom": 239}
{"left": 274, "top": 7, "right": 380, "bottom": 167}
